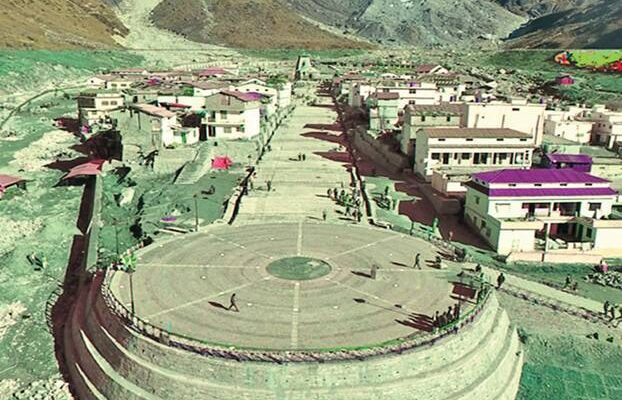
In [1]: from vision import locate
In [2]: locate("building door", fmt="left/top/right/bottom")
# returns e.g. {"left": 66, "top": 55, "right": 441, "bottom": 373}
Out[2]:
{"left": 209, "top": 126, "right": 216, "bottom": 137}
{"left": 181, "top": 131, "right": 187, "bottom": 144}
{"left": 199, "top": 124, "right": 207, "bottom": 141}
{"left": 442, "top": 153, "right": 450, "bottom": 165}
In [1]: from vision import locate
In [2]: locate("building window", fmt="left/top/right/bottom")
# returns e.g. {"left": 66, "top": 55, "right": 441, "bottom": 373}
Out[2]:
{"left": 421, "top": 115, "right": 426, "bottom": 122}
{"left": 586, "top": 183, "right": 593, "bottom": 186}
{"left": 466, "top": 138, "right": 473, "bottom": 142}
{"left": 586, "top": 228, "right": 593, "bottom": 238}
{"left": 475, "top": 196, "right": 480, "bottom": 205}
{"left": 446, "top": 116, "right": 452, "bottom": 122}
{"left": 102, "top": 101, "right": 109, "bottom": 106}
{"left": 509, "top": 183, "right": 516, "bottom": 187}
{"left": 438, "top": 138, "right": 446, "bottom": 141}
{"left": 496, "top": 138, "right": 504, "bottom": 141}
{"left": 481, "top": 220, "right": 486, "bottom": 229}
{"left": 409, "top": 89, "right": 416, "bottom": 94}
{"left": 461, "top": 153, "right": 470, "bottom": 160}
{"left": 431, "top": 153, "right": 440, "bottom": 160}
{"left": 520, "top": 138, "right": 527, "bottom": 141}
{"left": 534, "top": 184, "right": 542, "bottom": 187}
{"left": 512, "top": 107, "right": 520, "bottom": 111}
{"left": 560, "top": 183, "right": 568, "bottom": 187}
{"left": 224, "top": 127, "right": 232, "bottom": 133}
{"left": 589, "top": 203, "right": 602, "bottom": 211}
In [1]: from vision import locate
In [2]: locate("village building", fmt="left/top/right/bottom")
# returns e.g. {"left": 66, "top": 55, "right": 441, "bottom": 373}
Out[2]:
{"left": 464, "top": 169, "right": 622, "bottom": 256}
{"left": 400, "top": 104, "right": 464, "bottom": 159}
{"left": 463, "top": 100, "right": 546, "bottom": 145}
{"left": 196, "top": 67, "right": 233, "bottom": 79}
{"left": 232, "top": 78, "right": 292, "bottom": 110}
{"left": 414, "top": 128, "right": 535, "bottom": 181}
{"left": 87, "top": 74, "right": 144, "bottom": 90}
{"left": 544, "top": 107, "right": 593, "bottom": 144}
{"left": 414, "top": 64, "right": 449, "bottom": 75}
{"left": 367, "top": 92, "right": 400, "bottom": 133}
{"left": 77, "top": 91, "right": 125, "bottom": 126}
{"left": 295, "top": 54, "right": 318, "bottom": 80}
{"left": 349, "top": 81, "right": 376, "bottom": 108}
{"left": 589, "top": 107, "right": 622, "bottom": 149}
{"left": 202, "top": 90, "right": 262, "bottom": 140}
{"left": 542, "top": 153, "right": 592, "bottom": 173}
{"left": 376, "top": 81, "right": 442, "bottom": 109}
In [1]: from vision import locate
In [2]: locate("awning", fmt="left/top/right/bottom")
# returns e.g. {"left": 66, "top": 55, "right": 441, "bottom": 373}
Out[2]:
{"left": 211, "top": 156, "right": 233, "bottom": 170}
{"left": 63, "top": 159, "right": 105, "bottom": 180}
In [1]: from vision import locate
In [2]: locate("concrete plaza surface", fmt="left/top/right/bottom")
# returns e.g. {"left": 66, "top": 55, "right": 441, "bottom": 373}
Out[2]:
{"left": 237, "top": 97, "right": 355, "bottom": 224}
{"left": 110, "top": 222, "right": 464, "bottom": 351}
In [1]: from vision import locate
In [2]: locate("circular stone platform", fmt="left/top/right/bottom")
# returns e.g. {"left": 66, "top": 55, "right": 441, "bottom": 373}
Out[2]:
{"left": 110, "top": 222, "right": 468, "bottom": 351}
{"left": 266, "top": 256, "right": 332, "bottom": 280}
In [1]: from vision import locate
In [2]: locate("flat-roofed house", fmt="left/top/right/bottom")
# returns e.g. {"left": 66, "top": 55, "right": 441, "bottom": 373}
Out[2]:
{"left": 367, "top": 92, "right": 400, "bottom": 133}
{"left": 464, "top": 101, "right": 546, "bottom": 146}
{"left": 376, "top": 81, "right": 442, "bottom": 110}
{"left": 77, "top": 91, "right": 125, "bottom": 125}
{"left": 414, "top": 127, "right": 535, "bottom": 180}
{"left": 203, "top": 90, "right": 261, "bottom": 140}
{"left": 464, "top": 168, "right": 622, "bottom": 255}
{"left": 400, "top": 104, "right": 464, "bottom": 159}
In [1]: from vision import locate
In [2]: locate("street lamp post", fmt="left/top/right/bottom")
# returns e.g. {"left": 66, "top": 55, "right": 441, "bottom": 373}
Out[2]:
{"left": 194, "top": 194, "right": 199, "bottom": 232}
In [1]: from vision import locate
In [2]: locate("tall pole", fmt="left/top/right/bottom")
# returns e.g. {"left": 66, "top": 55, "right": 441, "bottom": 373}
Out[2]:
{"left": 194, "top": 194, "right": 199, "bottom": 232}
{"left": 129, "top": 271, "right": 135, "bottom": 315}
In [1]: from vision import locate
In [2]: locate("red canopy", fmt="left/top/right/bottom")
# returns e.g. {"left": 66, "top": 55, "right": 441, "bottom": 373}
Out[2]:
{"left": 0, "top": 174, "right": 24, "bottom": 192}
{"left": 63, "top": 159, "right": 105, "bottom": 180}
{"left": 211, "top": 156, "right": 233, "bottom": 170}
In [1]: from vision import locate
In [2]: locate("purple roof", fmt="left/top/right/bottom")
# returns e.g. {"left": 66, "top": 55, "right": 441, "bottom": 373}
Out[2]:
{"left": 487, "top": 187, "right": 618, "bottom": 198}
{"left": 472, "top": 169, "right": 608, "bottom": 184}
{"left": 221, "top": 90, "right": 263, "bottom": 102}
{"left": 545, "top": 153, "right": 592, "bottom": 164}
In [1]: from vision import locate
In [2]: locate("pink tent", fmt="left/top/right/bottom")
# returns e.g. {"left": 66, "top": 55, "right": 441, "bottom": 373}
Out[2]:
{"left": 0, "top": 174, "right": 24, "bottom": 197}
{"left": 63, "top": 159, "right": 105, "bottom": 180}
{"left": 211, "top": 156, "right": 233, "bottom": 170}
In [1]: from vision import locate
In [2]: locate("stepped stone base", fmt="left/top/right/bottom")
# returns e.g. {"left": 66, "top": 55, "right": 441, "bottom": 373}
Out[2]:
{"left": 64, "top": 272, "right": 523, "bottom": 400}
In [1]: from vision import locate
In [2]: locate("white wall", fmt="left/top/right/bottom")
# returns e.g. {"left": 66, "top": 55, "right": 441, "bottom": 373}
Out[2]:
{"left": 465, "top": 103, "right": 545, "bottom": 145}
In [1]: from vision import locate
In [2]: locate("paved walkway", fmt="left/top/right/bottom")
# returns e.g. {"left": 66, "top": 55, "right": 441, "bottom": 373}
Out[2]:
{"left": 237, "top": 95, "right": 358, "bottom": 224}
{"left": 481, "top": 266, "right": 603, "bottom": 314}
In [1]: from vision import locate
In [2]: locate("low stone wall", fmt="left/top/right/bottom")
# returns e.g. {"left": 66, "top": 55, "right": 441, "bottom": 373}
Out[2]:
{"left": 62, "top": 268, "right": 523, "bottom": 399}
{"left": 349, "top": 127, "right": 409, "bottom": 174}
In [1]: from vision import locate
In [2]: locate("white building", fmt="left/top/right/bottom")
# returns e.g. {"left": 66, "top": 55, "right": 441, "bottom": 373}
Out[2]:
{"left": 464, "top": 101, "right": 546, "bottom": 145}
{"left": 203, "top": 91, "right": 261, "bottom": 140}
{"left": 464, "top": 168, "right": 621, "bottom": 255}
{"left": 376, "top": 81, "right": 442, "bottom": 109}
{"left": 414, "top": 128, "right": 535, "bottom": 180}
{"left": 131, "top": 104, "right": 192, "bottom": 147}
{"left": 77, "top": 91, "right": 125, "bottom": 125}
{"left": 589, "top": 108, "right": 622, "bottom": 149}
{"left": 544, "top": 108, "right": 593, "bottom": 144}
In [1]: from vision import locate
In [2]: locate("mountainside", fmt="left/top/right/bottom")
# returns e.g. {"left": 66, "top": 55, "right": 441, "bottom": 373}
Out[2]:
{"left": 501, "top": 0, "right": 622, "bottom": 49}
{"left": 0, "top": 0, "right": 128, "bottom": 49}
{"left": 150, "top": 0, "right": 374, "bottom": 49}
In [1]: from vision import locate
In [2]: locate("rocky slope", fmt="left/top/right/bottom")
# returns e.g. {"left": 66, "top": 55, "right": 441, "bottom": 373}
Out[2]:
{"left": 150, "top": 0, "right": 374, "bottom": 49}
{"left": 501, "top": 0, "right": 622, "bottom": 48}
{"left": 0, "top": 0, "right": 128, "bottom": 49}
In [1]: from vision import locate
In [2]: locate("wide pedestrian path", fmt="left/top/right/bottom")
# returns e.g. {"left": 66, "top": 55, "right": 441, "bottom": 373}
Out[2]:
{"left": 236, "top": 94, "right": 356, "bottom": 224}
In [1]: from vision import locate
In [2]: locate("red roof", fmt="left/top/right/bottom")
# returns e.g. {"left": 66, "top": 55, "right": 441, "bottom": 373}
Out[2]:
{"left": 63, "top": 160, "right": 105, "bottom": 180}
{"left": 0, "top": 174, "right": 24, "bottom": 191}
{"left": 198, "top": 68, "right": 229, "bottom": 77}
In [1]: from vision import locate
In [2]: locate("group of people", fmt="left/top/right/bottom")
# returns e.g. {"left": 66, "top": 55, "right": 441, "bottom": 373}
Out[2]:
{"left": 434, "top": 303, "right": 461, "bottom": 329}
{"left": 295, "top": 153, "right": 307, "bottom": 161}
{"left": 327, "top": 185, "right": 363, "bottom": 223}
{"left": 603, "top": 300, "right": 622, "bottom": 322}
{"left": 563, "top": 275, "right": 579, "bottom": 292}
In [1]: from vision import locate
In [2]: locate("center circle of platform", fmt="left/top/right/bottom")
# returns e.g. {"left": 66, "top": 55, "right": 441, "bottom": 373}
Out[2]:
{"left": 109, "top": 222, "right": 466, "bottom": 351}
{"left": 266, "top": 256, "right": 332, "bottom": 280}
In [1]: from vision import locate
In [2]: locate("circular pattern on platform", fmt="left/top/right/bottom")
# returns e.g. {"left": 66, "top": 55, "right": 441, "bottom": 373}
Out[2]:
{"left": 110, "top": 222, "right": 466, "bottom": 351}
{"left": 267, "top": 256, "right": 332, "bottom": 280}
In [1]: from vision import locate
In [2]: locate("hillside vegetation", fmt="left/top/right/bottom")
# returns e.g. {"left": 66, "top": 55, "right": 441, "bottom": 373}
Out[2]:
{"left": 150, "top": 0, "right": 374, "bottom": 49}
{"left": 0, "top": 0, "right": 128, "bottom": 49}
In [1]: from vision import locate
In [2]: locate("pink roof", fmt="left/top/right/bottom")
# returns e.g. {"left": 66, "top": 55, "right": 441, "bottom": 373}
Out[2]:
{"left": 211, "top": 156, "right": 233, "bottom": 170}
{"left": 63, "top": 160, "right": 105, "bottom": 180}
{"left": 472, "top": 169, "right": 608, "bottom": 184}
{"left": 0, "top": 174, "right": 23, "bottom": 191}
{"left": 134, "top": 104, "right": 176, "bottom": 118}
{"left": 221, "top": 90, "right": 262, "bottom": 103}
{"left": 198, "top": 68, "right": 229, "bottom": 76}
{"left": 374, "top": 92, "right": 399, "bottom": 100}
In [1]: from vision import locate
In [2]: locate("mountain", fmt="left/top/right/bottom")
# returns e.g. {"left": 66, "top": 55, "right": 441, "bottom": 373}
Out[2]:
{"left": 0, "top": 0, "right": 128, "bottom": 49}
{"left": 287, "top": 0, "right": 526, "bottom": 46}
{"left": 150, "top": 0, "right": 374, "bottom": 49}
{"left": 500, "top": 0, "right": 622, "bottom": 49}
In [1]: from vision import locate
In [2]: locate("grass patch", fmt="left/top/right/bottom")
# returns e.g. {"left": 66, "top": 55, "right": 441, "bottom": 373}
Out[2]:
{"left": 501, "top": 262, "right": 622, "bottom": 304}
{"left": 570, "top": 50, "right": 622, "bottom": 68}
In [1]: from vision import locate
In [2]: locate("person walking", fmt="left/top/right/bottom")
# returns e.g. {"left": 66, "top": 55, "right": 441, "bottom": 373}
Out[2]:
{"left": 370, "top": 264, "right": 378, "bottom": 280}
{"left": 302, "top": 153, "right": 306, "bottom": 161}
{"left": 228, "top": 293, "right": 239, "bottom": 312}
{"left": 266, "top": 180, "right": 272, "bottom": 191}
{"left": 496, "top": 272, "right": 506, "bottom": 289}
{"left": 604, "top": 300, "right": 611, "bottom": 317}
{"left": 414, "top": 253, "right": 421, "bottom": 269}
{"left": 322, "top": 210, "right": 327, "bottom": 221}
{"left": 610, "top": 304, "right": 616, "bottom": 321}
